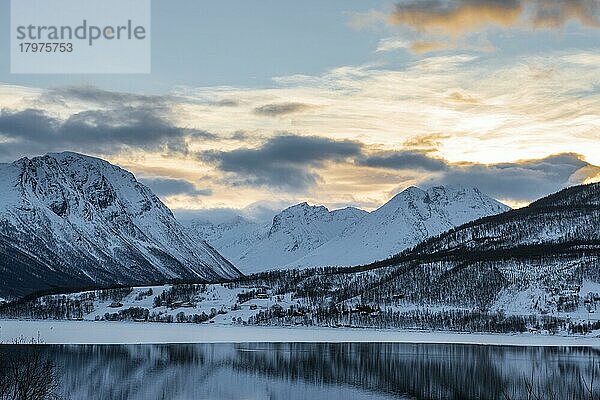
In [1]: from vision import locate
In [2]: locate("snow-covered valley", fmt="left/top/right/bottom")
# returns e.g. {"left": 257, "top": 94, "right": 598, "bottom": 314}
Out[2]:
{"left": 2, "top": 274, "right": 599, "bottom": 341}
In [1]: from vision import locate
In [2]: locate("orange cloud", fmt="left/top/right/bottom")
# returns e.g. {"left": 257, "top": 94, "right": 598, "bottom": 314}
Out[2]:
{"left": 410, "top": 40, "right": 455, "bottom": 53}
{"left": 380, "top": 0, "right": 600, "bottom": 54}
{"left": 388, "top": 0, "right": 600, "bottom": 37}
{"left": 389, "top": 0, "right": 523, "bottom": 36}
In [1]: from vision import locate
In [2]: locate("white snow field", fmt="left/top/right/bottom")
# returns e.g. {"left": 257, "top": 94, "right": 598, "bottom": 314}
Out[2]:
{"left": 1, "top": 319, "right": 599, "bottom": 346}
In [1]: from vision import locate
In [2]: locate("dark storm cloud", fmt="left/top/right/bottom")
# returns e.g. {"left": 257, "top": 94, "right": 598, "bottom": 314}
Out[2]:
{"left": 0, "top": 108, "right": 58, "bottom": 138}
{"left": 200, "top": 132, "right": 597, "bottom": 199}
{"left": 358, "top": 149, "right": 597, "bottom": 202}
{"left": 139, "top": 177, "right": 212, "bottom": 197}
{"left": 202, "top": 135, "right": 363, "bottom": 191}
{"left": 358, "top": 151, "right": 449, "bottom": 172}
{"left": 0, "top": 108, "right": 214, "bottom": 159}
{"left": 254, "top": 102, "right": 315, "bottom": 116}
{"left": 424, "top": 153, "right": 596, "bottom": 201}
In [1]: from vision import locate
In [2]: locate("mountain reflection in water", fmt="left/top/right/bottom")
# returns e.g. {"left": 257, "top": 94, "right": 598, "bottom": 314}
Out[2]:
{"left": 2, "top": 343, "right": 599, "bottom": 400}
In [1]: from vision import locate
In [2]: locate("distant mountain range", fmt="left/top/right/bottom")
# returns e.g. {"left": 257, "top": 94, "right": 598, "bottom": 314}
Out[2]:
{"left": 182, "top": 182, "right": 600, "bottom": 323}
{"left": 0, "top": 152, "right": 241, "bottom": 298}
{"left": 186, "top": 186, "right": 509, "bottom": 273}
{"left": 186, "top": 204, "right": 368, "bottom": 274}
{"left": 5, "top": 183, "right": 599, "bottom": 332}
{"left": 2, "top": 151, "right": 594, "bottom": 309}
{"left": 1, "top": 150, "right": 599, "bottom": 332}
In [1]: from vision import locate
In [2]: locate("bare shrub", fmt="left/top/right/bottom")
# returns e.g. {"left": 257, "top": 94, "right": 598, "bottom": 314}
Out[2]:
{"left": 0, "top": 336, "right": 60, "bottom": 400}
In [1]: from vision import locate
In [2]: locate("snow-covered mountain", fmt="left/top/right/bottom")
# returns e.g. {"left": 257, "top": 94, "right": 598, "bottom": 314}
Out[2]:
{"left": 0, "top": 152, "right": 241, "bottom": 298}
{"left": 185, "top": 203, "right": 368, "bottom": 274}
{"left": 5, "top": 183, "right": 599, "bottom": 332}
{"left": 187, "top": 215, "right": 266, "bottom": 259}
{"left": 188, "top": 186, "right": 508, "bottom": 273}
{"left": 406, "top": 182, "right": 600, "bottom": 256}
{"left": 291, "top": 186, "right": 509, "bottom": 268}
{"left": 350, "top": 182, "right": 600, "bottom": 315}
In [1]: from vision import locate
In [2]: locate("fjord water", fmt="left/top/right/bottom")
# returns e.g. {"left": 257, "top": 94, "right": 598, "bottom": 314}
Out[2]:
{"left": 4, "top": 343, "right": 600, "bottom": 399}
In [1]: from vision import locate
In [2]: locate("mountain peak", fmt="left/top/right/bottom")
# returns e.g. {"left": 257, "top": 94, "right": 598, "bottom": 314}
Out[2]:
{"left": 46, "top": 150, "right": 95, "bottom": 159}
{"left": 270, "top": 202, "right": 331, "bottom": 235}
{"left": 16, "top": 151, "right": 107, "bottom": 166}
{"left": 0, "top": 153, "right": 241, "bottom": 298}
{"left": 288, "top": 184, "right": 509, "bottom": 269}
{"left": 426, "top": 184, "right": 474, "bottom": 194}
{"left": 383, "top": 186, "right": 426, "bottom": 208}
{"left": 400, "top": 185, "right": 426, "bottom": 196}
{"left": 282, "top": 201, "right": 327, "bottom": 213}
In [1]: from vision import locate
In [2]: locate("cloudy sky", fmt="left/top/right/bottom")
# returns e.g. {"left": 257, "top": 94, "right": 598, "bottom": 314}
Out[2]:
{"left": 1, "top": 0, "right": 599, "bottom": 220}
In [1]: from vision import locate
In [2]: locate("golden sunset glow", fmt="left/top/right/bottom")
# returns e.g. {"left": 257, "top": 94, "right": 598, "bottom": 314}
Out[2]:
{"left": 1, "top": 1, "right": 599, "bottom": 218}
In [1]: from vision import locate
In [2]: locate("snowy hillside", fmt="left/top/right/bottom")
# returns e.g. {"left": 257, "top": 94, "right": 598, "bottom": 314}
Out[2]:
{"left": 348, "top": 182, "right": 600, "bottom": 319}
{"left": 0, "top": 152, "right": 241, "bottom": 298}
{"left": 408, "top": 182, "right": 600, "bottom": 255}
{"left": 186, "top": 204, "right": 368, "bottom": 274}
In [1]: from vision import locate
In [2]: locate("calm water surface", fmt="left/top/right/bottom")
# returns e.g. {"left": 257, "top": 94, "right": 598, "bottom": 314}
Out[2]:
{"left": 2, "top": 343, "right": 600, "bottom": 399}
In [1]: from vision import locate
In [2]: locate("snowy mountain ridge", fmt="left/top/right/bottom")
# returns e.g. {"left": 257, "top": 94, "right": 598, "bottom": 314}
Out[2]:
{"left": 188, "top": 185, "right": 509, "bottom": 273}
{"left": 0, "top": 152, "right": 241, "bottom": 298}
{"left": 186, "top": 203, "right": 369, "bottom": 274}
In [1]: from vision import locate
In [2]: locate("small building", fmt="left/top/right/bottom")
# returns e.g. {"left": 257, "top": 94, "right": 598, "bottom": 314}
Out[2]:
{"left": 171, "top": 301, "right": 184, "bottom": 309}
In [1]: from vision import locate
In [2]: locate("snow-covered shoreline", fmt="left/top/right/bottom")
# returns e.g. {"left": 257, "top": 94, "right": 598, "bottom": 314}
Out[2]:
{"left": 1, "top": 319, "right": 599, "bottom": 346}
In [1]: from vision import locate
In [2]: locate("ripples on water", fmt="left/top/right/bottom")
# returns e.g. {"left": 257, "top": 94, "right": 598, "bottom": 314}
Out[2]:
{"left": 2, "top": 343, "right": 600, "bottom": 400}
